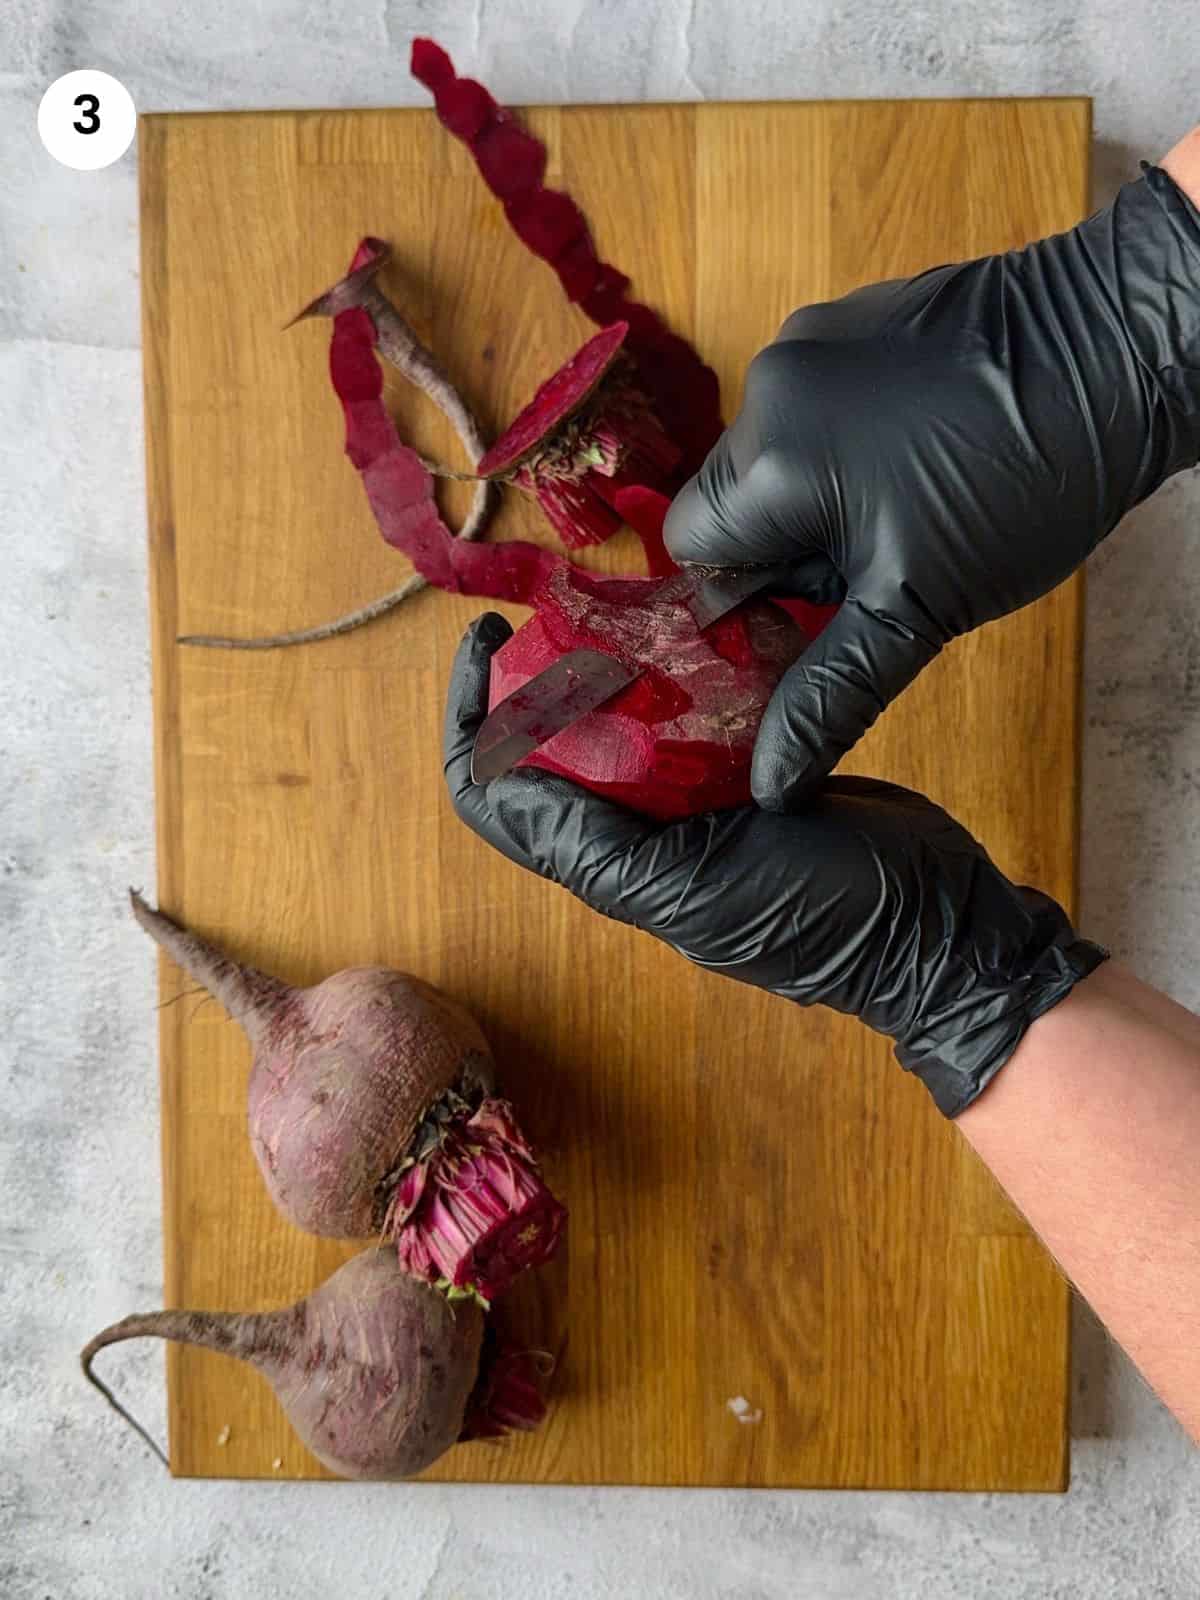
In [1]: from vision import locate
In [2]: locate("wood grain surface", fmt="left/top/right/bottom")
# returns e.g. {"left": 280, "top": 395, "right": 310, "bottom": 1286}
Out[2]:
{"left": 139, "top": 95, "right": 1090, "bottom": 1488}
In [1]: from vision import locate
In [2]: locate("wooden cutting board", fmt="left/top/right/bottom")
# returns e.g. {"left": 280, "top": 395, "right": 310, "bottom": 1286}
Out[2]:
{"left": 140, "top": 93, "right": 1089, "bottom": 1489}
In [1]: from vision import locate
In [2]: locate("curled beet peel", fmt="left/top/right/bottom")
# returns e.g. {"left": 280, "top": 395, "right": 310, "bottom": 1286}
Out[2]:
{"left": 181, "top": 37, "right": 838, "bottom": 817}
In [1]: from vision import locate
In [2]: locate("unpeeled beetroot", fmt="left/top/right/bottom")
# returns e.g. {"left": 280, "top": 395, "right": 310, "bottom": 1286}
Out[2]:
{"left": 82, "top": 1247, "right": 547, "bottom": 1479}
{"left": 130, "top": 893, "right": 565, "bottom": 1300}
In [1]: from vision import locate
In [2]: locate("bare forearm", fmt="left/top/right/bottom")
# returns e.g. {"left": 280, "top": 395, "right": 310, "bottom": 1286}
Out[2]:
{"left": 1098, "top": 959, "right": 1200, "bottom": 1052}
{"left": 957, "top": 963, "right": 1200, "bottom": 1442}
{"left": 1162, "top": 126, "right": 1200, "bottom": 207}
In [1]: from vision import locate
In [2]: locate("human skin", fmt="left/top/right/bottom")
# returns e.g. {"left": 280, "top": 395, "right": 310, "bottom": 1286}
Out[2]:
{"left": 1162, "top": 125, "right": 1200, "bottom": 204}
{"left": 943, "top": 130, "right": 1200, "bottom": 1444}
{"left": 958, "top": 963, "right": 1200, "bottom": 1444}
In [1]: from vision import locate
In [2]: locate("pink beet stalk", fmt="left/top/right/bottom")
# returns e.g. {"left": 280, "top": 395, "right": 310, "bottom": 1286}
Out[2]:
{"left": 531, "top": 475, "right": 623, "bottom": 548}
{"left": 389, "top": 1097, "right": 567, "bottom": 1305}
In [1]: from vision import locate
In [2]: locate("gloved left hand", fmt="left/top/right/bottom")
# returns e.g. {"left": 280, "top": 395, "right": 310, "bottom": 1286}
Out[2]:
{"left": 445, "top": 614, "right": 1107, "bottom": 1118}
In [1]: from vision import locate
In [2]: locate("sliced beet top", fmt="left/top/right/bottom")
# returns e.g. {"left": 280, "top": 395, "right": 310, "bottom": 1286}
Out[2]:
{"left": 476, "top": 322, "right": 628, "bottom": 478}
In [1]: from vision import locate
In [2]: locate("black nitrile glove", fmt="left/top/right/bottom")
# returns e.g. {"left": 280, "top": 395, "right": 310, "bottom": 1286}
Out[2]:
{"left": 445, "top": 616, "right": 1108, "bottom": 1117}
{"left": 665, "top": 164, "right": 1200, "bottom": 811}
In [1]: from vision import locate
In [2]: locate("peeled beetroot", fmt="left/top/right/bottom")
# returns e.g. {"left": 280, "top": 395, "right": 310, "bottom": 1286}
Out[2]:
{"left": 81, "top": 1247, "right": 545, "bottom": 1479}
{"left": 327, "top": 302, "right": 818, "bottom": 819}
{"left": 489, "top": 566, "right": 807, "bottom": 818}
{"left": 131, "top": 892, "right": 565, "bottom": 1299}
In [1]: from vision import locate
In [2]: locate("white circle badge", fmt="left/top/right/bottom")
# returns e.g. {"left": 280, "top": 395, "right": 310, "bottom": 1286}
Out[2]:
{"left": 38, "top": 70, "right": 136, "bottom": 171}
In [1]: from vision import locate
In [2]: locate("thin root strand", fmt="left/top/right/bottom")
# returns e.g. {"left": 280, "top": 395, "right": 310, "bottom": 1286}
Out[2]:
{"left": 80, "top": 1340, "right": 170, "bottom": 1470}
{"left": 178, "top": 574, "right": 431, "bottom": 651}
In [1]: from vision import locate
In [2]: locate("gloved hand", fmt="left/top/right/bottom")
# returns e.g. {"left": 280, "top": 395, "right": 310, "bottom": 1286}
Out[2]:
{"left": 445, "top": 615, "right": 1107, "bottom": 1117}
{"left": 665, "top": 163, "right": 1200, "bottom": 811}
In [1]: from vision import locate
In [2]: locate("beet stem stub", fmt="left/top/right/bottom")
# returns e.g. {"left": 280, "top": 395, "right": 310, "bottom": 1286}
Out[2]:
{"left": 388, "top": 1095, "right": 567, "bottom": 1304}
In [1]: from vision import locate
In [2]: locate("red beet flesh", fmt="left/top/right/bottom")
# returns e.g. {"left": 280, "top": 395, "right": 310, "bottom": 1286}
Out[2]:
{"left": 489, "top": 566, "right": 809, "bottom": 819}
{"left": 328, "top": 299, "right": 818, "bottom": 819}
{"left": 476, "top": 323, "right": 627, "bottom": 477}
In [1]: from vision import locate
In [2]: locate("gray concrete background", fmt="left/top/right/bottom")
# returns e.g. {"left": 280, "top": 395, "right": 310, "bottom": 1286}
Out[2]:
{"left": 2, "top": 1, "right": 1198, "bottom": 1595}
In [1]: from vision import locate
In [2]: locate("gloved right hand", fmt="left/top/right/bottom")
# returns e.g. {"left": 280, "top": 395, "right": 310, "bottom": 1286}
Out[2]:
{"left": 665, "top": 163, "right": 1200, "bottom": 811}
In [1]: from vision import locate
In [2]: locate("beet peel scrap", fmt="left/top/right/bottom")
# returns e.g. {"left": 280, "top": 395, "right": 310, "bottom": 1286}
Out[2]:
{"left": 180, "top": 237, "right": 498, "bottom": 651}
{"left": 179, "top": 37, "right": 841, "bottom": 817}
{"left": 183, "top": 37, "right": 727, "bottom": 649}
{"left": 410, "top": 36, "right": 723, "bottom": 476}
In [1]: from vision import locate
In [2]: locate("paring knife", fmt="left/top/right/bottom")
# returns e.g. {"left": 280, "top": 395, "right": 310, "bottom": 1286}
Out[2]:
{"left": 470, "top": 566, "right": 791, "bottom": 783}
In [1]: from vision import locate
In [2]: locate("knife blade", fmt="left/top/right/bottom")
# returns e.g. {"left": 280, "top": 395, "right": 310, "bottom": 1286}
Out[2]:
{"left": 682, "top": 563, "right": 793, "bottom": 629}
{"left": 469, "top": 565, "right": 791, "bottom": 784}
{"left": 469, "top": 649, "right": 639, "bottom": 783}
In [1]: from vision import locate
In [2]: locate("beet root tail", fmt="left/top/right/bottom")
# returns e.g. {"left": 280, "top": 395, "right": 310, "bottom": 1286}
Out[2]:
{"left": 129, "top": 890, "right": 291, "bottom": 1044}
{"left": 80, "top": 1307, "right": 274, "bottom": 1470}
